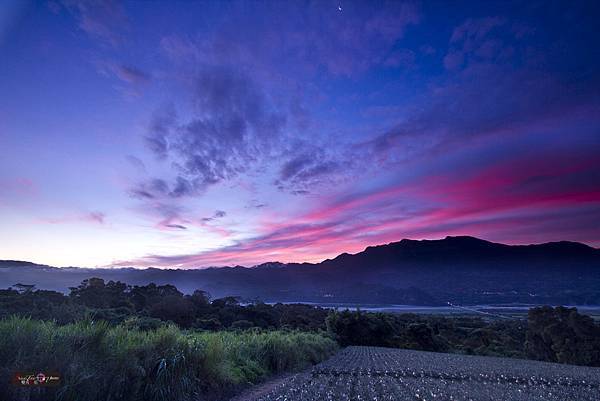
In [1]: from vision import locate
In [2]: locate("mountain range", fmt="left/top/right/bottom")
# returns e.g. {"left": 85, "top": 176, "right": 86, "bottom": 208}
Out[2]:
{"left": 2, "top": 236, "right": 599, "bottom": 305}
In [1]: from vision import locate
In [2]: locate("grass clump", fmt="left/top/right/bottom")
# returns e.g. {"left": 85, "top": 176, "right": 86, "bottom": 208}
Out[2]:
{"left": 0, "top": 317, "right": 337, "bottom": 401}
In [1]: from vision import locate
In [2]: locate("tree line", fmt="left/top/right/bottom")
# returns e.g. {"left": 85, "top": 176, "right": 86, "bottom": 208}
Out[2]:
{"left": 2, "top": 278, "right": 600, "bottom": 367}
{"left": 1, "top": 278, "right": 328, "bottom": 331}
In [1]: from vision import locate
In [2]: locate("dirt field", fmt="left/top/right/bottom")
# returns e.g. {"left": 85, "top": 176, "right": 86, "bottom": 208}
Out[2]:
{"left": 235, "top": 346, "right": 600, "bottom": 401}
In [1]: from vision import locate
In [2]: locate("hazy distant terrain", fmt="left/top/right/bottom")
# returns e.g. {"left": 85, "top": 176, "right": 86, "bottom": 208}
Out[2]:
{"left": 2, "top": 236, "right": 599, "bottom": 305}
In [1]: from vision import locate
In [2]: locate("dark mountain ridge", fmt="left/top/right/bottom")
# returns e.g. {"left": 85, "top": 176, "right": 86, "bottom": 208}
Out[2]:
{"left": 1, "top": 236, "right": 599, "bottom": 305}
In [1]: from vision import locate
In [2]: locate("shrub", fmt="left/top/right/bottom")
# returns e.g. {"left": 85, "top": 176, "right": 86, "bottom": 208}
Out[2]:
{"left": 525, "top": 306, "right": 600, "bottom": 366}
{"left": 0, "top": 317, "right": 337, "bottom": 401}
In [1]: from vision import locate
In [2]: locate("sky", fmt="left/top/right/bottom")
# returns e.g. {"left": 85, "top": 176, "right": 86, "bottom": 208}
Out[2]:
{"left": 0, "top": 0, "right": 599, "bottom": 268}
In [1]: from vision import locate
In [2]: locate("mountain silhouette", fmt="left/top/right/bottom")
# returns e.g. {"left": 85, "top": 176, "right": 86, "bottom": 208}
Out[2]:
{"left": 1, "top": 236, "right": 599, "bottom": 305}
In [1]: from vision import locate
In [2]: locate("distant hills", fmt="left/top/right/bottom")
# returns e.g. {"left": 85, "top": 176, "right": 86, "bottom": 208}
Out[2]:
{"left": 2, "top": 236, "right": 599, "bottom": 305}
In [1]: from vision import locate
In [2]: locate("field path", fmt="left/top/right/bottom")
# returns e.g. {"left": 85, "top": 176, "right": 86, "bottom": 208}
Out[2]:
{"left": 232, "top": 346, "right": 600, "bottom": 401}
{"left": 228, "top": 373, "right": 305, "bottom": 401}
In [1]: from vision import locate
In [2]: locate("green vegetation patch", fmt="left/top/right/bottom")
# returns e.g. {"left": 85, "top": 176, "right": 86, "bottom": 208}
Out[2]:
{"left": 0, "top": 317, "right": 337, "bottom": 401}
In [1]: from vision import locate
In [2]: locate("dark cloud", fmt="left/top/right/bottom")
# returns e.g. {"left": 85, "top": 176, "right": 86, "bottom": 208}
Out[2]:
{"left": 140, "top": 202, "right": 190, "bottom": 231}
{"left": 201, "top": 210, "right": 227, "bottom": 223}
{"left": 129, "top": 188, "right": 154, "bottom": 200}
{"left": 125, "top": 155, "right": 146, "bottom": 173}
{"left": 131, "top": 3, "right": 600, "bottom": 219}
{"left": 133, "top": 0, "right": 421, "bottom": 198}
{"left": 363, "top": 14, "right": 600, "bottom": 164}
{"left": 175, "top": 66, "right": 286, "bottom": 187}
{"left": 164, "top": 224, "right": 187, "bottom": 230}
{"left": 86, "top": 211, "right": 105, "bottom": 224}
{"left": 129, "top": 177, "right": 199, "bottom": 200}
{"left": 246, "top": 200, "right": 267, "bottom": 209}
{"left": 144, "top": 105, "right": 176, "bottom": 160}
{"left": 169, "top": 176, "right": 194, "bottom": 198}
{"left": 276, "top": 147, "right": 343, "bottom": 193}
{"left": 141, "top": 67, "right": 287, "bottom": 195}
{"left": 132, "top": 2, "right": 420, "bottom": 199}
{"left": 279, "top": 154, "right": 315, "bottom": 181}
{"left": 129, "top": 179, "right": 165, "bottom": 199}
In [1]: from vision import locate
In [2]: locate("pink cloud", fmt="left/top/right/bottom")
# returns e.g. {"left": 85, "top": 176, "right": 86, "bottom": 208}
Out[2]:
{"left": 41, "top": 211, "right": 106, "bottom": 225}
{"left": 1, "top": 178, "right": 37, "bottom": 196}
{"left": 119, "top": 132, "right": 600, "bottom": 268}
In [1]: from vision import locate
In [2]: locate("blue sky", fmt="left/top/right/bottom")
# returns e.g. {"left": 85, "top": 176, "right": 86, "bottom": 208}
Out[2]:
{"left": 0, "top": 0, "right": 599, "bottom": 267}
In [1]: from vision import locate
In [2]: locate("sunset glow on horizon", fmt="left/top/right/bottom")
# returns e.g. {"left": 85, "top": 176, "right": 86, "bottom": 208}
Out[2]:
{"left": 0, "top": 0, "right": 599, "bottom": 268}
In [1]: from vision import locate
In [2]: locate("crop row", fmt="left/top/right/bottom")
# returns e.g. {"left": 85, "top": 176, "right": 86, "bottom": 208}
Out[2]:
{"left": 254, "top": 346, "right": 600, "bottom": 401}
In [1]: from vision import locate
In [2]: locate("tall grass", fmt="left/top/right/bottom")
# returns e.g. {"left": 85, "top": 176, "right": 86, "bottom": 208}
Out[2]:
{"left": 0, "top": 317, "right": 337, "bottom": 401}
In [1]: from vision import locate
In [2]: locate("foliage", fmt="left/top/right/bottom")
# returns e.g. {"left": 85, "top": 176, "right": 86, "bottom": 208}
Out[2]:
{"left": 525, "top": 306, "right": 600, "bottom": 366}
{"left": 0, "top": 317, "right": 337, "bottom": 401}
{"left": 327, "top": 307, "right": 600, "bottom": 367}
{"left": 0, "top": 279, "right": 329, "bottom": 331}
{"left": 326, "top": 310, "right": 526, "bottom": 356}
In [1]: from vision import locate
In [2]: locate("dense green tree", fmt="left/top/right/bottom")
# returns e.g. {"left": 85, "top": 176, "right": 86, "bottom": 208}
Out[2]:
{"left": 69, "top": 278, "right": 132, "bottom": 310}
{"left": 526, "top": 306, "right": 600, "bottom": 366}
{"left": 149, "top": 295, "right": 195, "bottom": 327}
